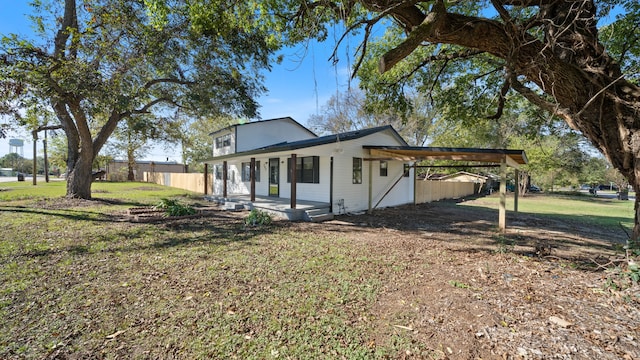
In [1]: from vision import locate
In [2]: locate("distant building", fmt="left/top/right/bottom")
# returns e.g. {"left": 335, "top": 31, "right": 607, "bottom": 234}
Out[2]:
{"left": 0, "top": 168, "right": 15, "bottom": 176}
{"left": 105, "top": 160, "right": 186, "bottom": 181}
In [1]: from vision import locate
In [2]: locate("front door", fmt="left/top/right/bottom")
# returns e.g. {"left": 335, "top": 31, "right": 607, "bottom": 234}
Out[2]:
{"left": 269, "top": 158, "right": 279, "bottom": 197}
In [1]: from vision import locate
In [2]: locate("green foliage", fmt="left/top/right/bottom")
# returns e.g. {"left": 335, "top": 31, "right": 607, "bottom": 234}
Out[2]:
{"left": 448, "top": 280, "right": 470, "bottom": 289}
{"left": 165, "top": 113, "right": 237, "bottom": 172}
{"left": 1, "top": 0, "right": 281, "bottom": 198}
{"left": 604, "top": 260, "right": 640, "bottom": 291}
{"left": 244, "top": 209, "right": 272, "bottom": 227}
{"left": 493, "top": 234, "right": 515, "bottom": 254}
{"left": 154, "top": 198, "right": 196, "bottom": 216}
{"left": 0, "top": 153, "right": 33, "bottom": 174}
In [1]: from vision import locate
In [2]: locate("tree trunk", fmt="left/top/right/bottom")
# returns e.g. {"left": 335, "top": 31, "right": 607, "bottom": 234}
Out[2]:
{"left": 66, "top": 152, "right": 93, "bottom": 199}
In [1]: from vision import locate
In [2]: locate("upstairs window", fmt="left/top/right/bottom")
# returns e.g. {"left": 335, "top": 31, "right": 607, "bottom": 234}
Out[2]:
{"left": 215, "top": 134, "right": 232, "bottom": 148}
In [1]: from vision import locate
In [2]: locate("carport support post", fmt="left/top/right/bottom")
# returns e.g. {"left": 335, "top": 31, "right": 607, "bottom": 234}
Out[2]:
{"left": 290, "top": 154, "right": 297, "bottom": 209}
{"left": 204, "top": 163, "right": 209, "bottom": 195}
{"left": 368, "top": 160, "right": 373, "bottom": 213}
{"left": 413, "top": 162, "right": 417, "bottom": 205}
{"left": 223, "top": 161, "right": 228, "bottom": 198}
{"left": 514, "top": 169, "right": 519, "bottom": 213}
{"left": 250, "top": 157, "right": 256, "bottom": 202}
{"left": 499, "top": 159, "right": 507, "bottom": 232}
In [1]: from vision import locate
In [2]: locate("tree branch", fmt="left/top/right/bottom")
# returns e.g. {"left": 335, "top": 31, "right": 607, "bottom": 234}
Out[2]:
{"left": 143, "top": 78, "right": 194, "bottom": 90}
{"left": 487, "top": 68, "right": 512, "bottom": 120}
{"left": 510, "top": 76, "right": 577, "bottom": 129}
{"left": 53, "top": 0, "right": 78, "bottom": 59}
{"left": 379, "top": 1, "right": 447, "bottom": 73}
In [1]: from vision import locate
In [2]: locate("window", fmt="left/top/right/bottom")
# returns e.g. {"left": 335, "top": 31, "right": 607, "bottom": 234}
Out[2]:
{"left": 403, "top": 164, "right": 411, "bottom": 177}
{"left": 380, "top": 160, "right": 388, "bottom": 177}
{"left": 287, "top": 156, "right": 320, "bottom": 184}
{"left": 353, "top": 157, "right": 362, "bottom": 184}
{"left": 241, "top": 161, "right": 260, "bottom": 182}
{"left": 214, "top": 165, "right": 223, "bottom": 180}
{"left": 215, "top": 134, "right": 231, "bottom": 148}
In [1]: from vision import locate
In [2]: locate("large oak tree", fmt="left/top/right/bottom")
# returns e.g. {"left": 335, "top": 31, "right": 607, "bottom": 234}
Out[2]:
{"left": 261, "top": 0, "right": 639, "bottom": 238}
{"left": 1, "top": 0, "right": 277, "bottom": 198}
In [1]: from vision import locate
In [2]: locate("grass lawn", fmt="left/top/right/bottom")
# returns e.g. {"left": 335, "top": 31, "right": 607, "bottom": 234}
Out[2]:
{"left": 0, "top": 182, "right": 637, "bottom": 358}
{"left": 460, "top": 191, "right": 635, "bottom": 231}
{"left": 0, "top": 182, "right": 394, "bottom": 358}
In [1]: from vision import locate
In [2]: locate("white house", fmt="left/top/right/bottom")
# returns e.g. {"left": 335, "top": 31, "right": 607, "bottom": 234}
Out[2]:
{"left": 204, "top": 119, "right": 414, "bottom": 219}
{"left": 203, "top": 118, "right": 527, "bottom": 226}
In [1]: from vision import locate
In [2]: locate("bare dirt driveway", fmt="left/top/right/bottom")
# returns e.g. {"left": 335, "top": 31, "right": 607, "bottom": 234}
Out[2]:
{"left": 287, "top": 199, "right": 640, "bottom": 359}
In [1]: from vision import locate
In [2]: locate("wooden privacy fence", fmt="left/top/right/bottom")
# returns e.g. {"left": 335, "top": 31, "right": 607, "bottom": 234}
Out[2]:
{"left": 415, "top": 181, "right": 477, "bottom": 204}
{"left": 144, "top": 172, "right": 212, "bottom": 194}
{"left": 145, "top": 172, "right": 477, "bottom": 203}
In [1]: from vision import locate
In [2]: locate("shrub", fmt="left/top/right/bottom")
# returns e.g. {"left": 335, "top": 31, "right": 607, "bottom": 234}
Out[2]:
{"left": 244, "top": 209, "right": 272, "bottom": 227}
{"left": 154, "top": 198, "right": 196, "bottom": 216}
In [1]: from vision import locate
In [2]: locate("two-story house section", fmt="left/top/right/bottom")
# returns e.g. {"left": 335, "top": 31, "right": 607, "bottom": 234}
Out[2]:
{"left": 210, "top": 117, "right": 317, "bottom": 157}
{"left": 209, "top": 117, "right": 318, "bottom": 196}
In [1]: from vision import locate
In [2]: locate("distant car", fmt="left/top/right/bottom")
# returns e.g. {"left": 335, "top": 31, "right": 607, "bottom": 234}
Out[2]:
{"left": 598, "top": 184, "right": 618, "bottom": 191}
{"left": 528, "top": 185, "right": 541, "bottom": 193}
{"left": 580, "top": 184, "right": 591, "bottom": 190}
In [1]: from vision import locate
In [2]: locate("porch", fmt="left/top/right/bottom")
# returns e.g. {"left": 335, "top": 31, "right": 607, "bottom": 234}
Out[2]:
{"left": 205, "top": 194, "right": 333, "bottom": 222}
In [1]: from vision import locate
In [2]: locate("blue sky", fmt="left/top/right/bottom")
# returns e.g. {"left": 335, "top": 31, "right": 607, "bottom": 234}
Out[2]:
{"left": 0, "top": 2, "right": 357, "bottom": 161}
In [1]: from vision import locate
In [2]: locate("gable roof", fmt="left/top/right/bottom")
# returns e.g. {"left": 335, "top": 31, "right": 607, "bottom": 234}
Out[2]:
{"left": 208, "top": 117, "right": 317, "bottom": 138}
{"left": 437, "top": 171, "right": 489, "bottom": 181}
{"left": 202, "top": 125, "right": 407, "bottom": 162}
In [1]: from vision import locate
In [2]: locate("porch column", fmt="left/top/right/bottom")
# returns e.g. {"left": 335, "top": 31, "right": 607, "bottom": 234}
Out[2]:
{"left": 499, "top": 158, "right": 507, "bottom": 232}
{"left": 223, "top": 161, "right": 228, "bottom": 198}
{"left": 204, "top": 163, "right": 209, "bottom": 195}
{"left": 413, "top": 162, "right": 417, "bottom": 205}
{"left": 368, "top": 159, "right": 373, "bottom": 213}
{"left": 250, "top": 157, "right": 256, "bottom": 202}
{"left": 514, "top": 168, "right": 519, "bottom": 213}
{"left": 290, "top": 154, "right": 297, "bottom": 209}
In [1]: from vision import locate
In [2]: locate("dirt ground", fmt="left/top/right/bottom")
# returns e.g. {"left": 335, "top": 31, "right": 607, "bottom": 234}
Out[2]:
{"left": 285, "top": 200, "right": 640, "bottom": 359}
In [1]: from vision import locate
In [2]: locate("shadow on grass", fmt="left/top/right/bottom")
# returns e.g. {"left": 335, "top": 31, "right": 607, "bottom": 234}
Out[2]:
{"left": 12, "top": 213, "right": 267, "bottom": 259}
{"left": 0, "top": 198, "right": 153, "bottom": 223}
{"left": 0, "top": 206, "right": 120, "bottom": 223}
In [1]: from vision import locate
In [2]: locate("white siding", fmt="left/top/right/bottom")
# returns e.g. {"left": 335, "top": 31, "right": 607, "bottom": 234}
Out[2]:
{"left": 235, "top": 119, "right": 316, "bottom": 152}
{"left": 330, "top": 130, "right": 413, "bottom": 214}
{"left": 212, "top": 162, "right": 245, "bottom": 196}
{"left": 211, "top": 128, "right": 414, "bottom": 213}
{"left": 212, "top": 130, "right": 236, "bottom": 157}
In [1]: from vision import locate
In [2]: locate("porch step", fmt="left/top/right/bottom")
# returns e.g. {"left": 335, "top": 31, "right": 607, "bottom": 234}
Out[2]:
{"left": 224, "top": 201, "right": 247, "bottom": 211}
{"left": 305, "top": 208, "right": 334, "bottom": 222}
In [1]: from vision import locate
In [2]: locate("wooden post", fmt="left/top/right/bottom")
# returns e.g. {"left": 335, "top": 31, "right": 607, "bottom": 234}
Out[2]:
{"left": 203, "top": 163, "right": 209, "bottom": 195}
{"left": 368, "top": 159, "right": 373, "bottom": 213}
{"left": 290, "top": 154, "right": 297, "bottom": 209}
{"left": 514, "top": 168, "right": 519, "bottom": 213}
{"left": 43, "top": 131, "right": 49, "bottom": 183}
{"left": 223, "top": 161, "right": 228, "bottom": 198}
{"left": 413, "top": 162, "right": 417, "bottom": 205}
{"left": 250, "top": 157, "right": 256, "bottom": 202}
{"left": 32, "top": 130, "right": 37, "bottom": 185}
{"left": 499, "top": 159, "right": 507, "bottom": 232}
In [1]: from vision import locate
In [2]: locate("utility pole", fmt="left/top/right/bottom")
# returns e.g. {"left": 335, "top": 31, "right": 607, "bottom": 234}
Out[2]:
{"left": 31, "top": 125, "right": 63, "bottom": 186}
{"left": 43, "top": 130, "right": 49, "bottom": 182}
